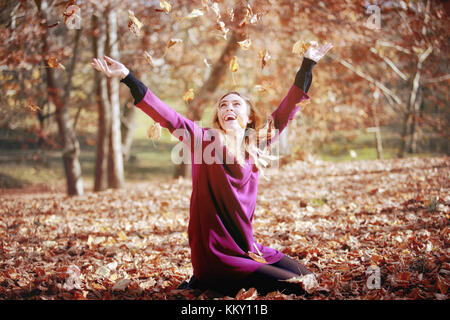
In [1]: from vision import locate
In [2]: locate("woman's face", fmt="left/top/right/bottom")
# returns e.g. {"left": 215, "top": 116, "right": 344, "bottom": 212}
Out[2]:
{"left": 217, "top": 93, "right": 251, "bottom": 132}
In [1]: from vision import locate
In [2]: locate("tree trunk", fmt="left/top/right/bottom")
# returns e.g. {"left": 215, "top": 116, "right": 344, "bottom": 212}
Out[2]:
{"left": 121, "top": 101, "right": 136, "bottom": 162}
{"left": 369, "top": 102, "right": 383, "bottom": 159}
{"left": 93, "top": 14, "right": 111, "bottom": 192}
{"left": 409, "top": 85, "right": 423, "bottom": 154}
{"left": 398, "top": 46, "right": 432, "bottom": 158}
{"left": 37, "top": 0, "right": 83, "bottom": 196}
{"left": 399, "top": 70, "right": 421, "bottom": 158}
{"left": 105, "top": 9, "right": 124, "bottom": 188}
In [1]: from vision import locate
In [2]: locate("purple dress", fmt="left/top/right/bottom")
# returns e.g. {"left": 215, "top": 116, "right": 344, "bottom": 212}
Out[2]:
{"left": 135, "top": 84, "right": 310, "bottom": 285}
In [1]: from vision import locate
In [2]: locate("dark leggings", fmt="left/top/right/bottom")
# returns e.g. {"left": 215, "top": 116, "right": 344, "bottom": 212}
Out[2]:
{"left": 188, "top": 256, "right": 313, "bottom": 296}
{"left": 239, "top": 255, "right": 314, "bottom": 295}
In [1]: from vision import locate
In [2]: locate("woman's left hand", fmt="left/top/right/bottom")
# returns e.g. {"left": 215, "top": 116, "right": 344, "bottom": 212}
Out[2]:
{"left": 304, "top": 42, "right": 333, "bottom": 62}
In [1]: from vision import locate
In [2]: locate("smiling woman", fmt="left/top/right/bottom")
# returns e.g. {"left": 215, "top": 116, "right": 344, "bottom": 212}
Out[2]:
{"left": 91, "top": 41, "right": 333, "bottom": 296}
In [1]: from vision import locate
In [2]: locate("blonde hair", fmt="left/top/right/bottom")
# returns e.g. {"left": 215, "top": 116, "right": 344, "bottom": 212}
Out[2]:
{"left": 211, "top": 91, "right": 278, "bottom": 176}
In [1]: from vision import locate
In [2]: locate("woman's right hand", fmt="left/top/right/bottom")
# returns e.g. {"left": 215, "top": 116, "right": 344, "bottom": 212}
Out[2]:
{"left": 91, "top": 56, "right": 129, "bottom": 79}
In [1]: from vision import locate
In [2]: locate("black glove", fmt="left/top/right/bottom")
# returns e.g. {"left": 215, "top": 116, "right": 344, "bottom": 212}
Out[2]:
{"left": 294, "top": 57, "right": 317, "bottom": 93}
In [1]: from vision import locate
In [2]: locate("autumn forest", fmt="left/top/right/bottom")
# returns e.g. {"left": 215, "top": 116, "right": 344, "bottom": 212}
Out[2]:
{"left": 0, "top": 0, "right": 449, "bottom": 303}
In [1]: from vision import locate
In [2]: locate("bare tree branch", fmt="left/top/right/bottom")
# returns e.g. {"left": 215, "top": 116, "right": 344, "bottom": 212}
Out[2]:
{"left": 369, "top": 47, "right": 409, "bottom": 81}
{"left": 329, "top": 53, "right": 403, "bottom": 105}
{"left": 422, "top": 74, "right": 450, "bottom": 84}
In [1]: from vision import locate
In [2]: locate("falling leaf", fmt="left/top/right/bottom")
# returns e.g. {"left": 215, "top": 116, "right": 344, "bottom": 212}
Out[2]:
{"left": 211, "top": 2, "right": 220, "bottom": 18}
{"left": 216, "top": 20, "right": 229, "bottom": 39}
{"left": 184, "top": 9, "right": 204, "bottom": 19}
{"left": 229, "top": 56, "right": 239, "bottom": 72}
{"left": 237, "top": 39, "right": 252, "bottom": 50}
{"left": 238, "top": 4, "right": 258, "bottom": 27}
{"left": 159, "top": 0, "right": 172, "bottom": 14}
{"left": 237, "top": 115, "right": 246, "bottom": 129}
{"left": 254, "top": 85, "right": 268, "bottom": 94}
{"left": 182, "top": 89, "right": 195, "bottom": 102}
{"left": 292, "top": 40, "right": 311, "bottom": 56}
{"left": 167, "top": 38, "right": 182, "bottom": 49}
{"left": 47, "top": 21, "right": 60, "bottom": 28}
{"left": 258, "top": 49, "right": 271, "bottom": 69}
{"left": 147, "top": 122, "right": 162, "bottom": 140}
{"left": 26, "top": 98, "right": 41, "bottom": 112}
{"left": 47, "top": 57, "right": 65, "bottom": 70}
{"left": 143, "top": 51, "right": 155, "bottom": 67}
{"left": 128, "top": 10, "right": 143, "bottom": 37}
{"left": 250, "top": 14, "right": 259, "bottom": 24}
{"left": 203, "top": 57, "right": 212, "bottom": 68}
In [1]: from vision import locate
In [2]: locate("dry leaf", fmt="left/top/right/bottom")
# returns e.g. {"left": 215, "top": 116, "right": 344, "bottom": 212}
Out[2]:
{"left": 139, "top": 278, "right": 157, "bottom": 290}
{"left": 26, "top": 98, "right": 41, "bottom": 112}
{"left": 147, "top": 122, "right": 162, "bottom": 140}
{"left": 254, "top": 85, "right": 268, "bottom": 94}
{"left": 128, "top": 10, "right": 143, "bottom": 37}
{"left": 239, "top": 4, "right": 258, "bottom": 27}
{"left": 258, "top": 49, "right": 271, "bottom": 69}
{"left": 184, "top": 9, "right": 204, "bottom": 19}
{"left": 237, "top": 115, "right": 246, "bottom": 129}
{"left": 248, "top": 251, "right": 267, "bottom": 264}
{"left": 47, "top": 57, "right": 65, "bottom": 70}
{"left": 235, "top": 287, "right": 258, "bottom": 300}
{"left": 283, "top": 273, "right": 318, "bottom": 294}
{"left": 216, "top": 20, "right": 229, "bottom": 39}
{"left": 91, "top": 282, "right": 106, "bottom": 291}
{"left": 211, "top": 2, "right": 220, "bottom": 18}
{"left": 237, "top": 39, "right": 252, "bottom": 50}
{"left": 0, "top": 155, "right": 447, "bottom": 300}
{"left": 64, "top": 265, "right": 82, "bottom": 290}
{"left": 229, "top": 56, "right": 239, "bottom": 72}
{"left": 112, "top": 278, "right": 131, "bottom": 291}
{"left": 118, "top": 231, "right": 128, "bottom": 241}
{"left": 143, "top": 51, "right": 155, "bottom": 67}
{"left": 95, "top": 266, "right": 110, "bottom": 278}
{"left": 159, "top": 0, "right": 172, "bottom": 14}
{"left": 292, "top": 40, "right": 311, "bottom": 56}
{"left": 167, "top": 38, "right": 182, "bottom": 49}
{"left": 203, "top": 57, "right": 212, "bottom": 68}
{"left": 183, "top": 89, "right": 195, "bottom": 102}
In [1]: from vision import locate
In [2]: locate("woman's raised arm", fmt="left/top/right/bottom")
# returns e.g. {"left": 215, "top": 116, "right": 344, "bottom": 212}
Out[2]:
{"left": 268, "top": 42, "right": 333, "bottom": 140}
{"left": 91, "top": 56, "right": 202, "bottom": 153}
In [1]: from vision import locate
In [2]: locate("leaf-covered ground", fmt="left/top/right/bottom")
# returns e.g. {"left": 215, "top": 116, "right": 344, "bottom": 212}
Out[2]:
{"left": 0, "top": 157, "right": 449, "bottom": 300}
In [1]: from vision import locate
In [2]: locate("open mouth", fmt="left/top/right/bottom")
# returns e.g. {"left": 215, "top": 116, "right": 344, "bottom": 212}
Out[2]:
{"left": 224, "top": 114, "right": 237, "bottom": 121}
